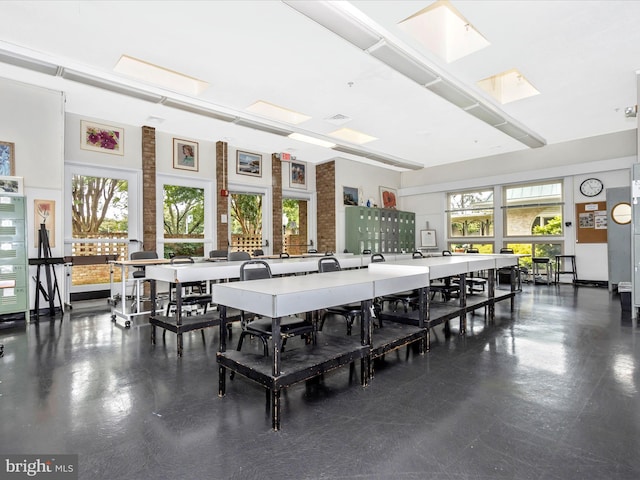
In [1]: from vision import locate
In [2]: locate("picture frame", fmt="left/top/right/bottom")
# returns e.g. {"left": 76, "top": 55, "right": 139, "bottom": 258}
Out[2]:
{"left": 34, "top": 199, "right": 55, "bottom": 248}
{"left": 379, "top": 186, "right": 397, "bottom": 209}
{"left": 290, "top": 160, "right": 307, "bottom": 189}
{"left": 420, "top": 229, "right": 437, "bottom": 248}
{"left": 0, "top": 176, "right": 23, "bottom": 195}
{"left": 173, "top": 138, "right": 199, "bottom": 172}
{"left": 343, "top": 186, "right": 358, "bottom": 206}
{"left": 80, "top": 120, "right": 124, "bottom": 155}
{"left": 0, "top": 141, "right": 15, "bottom": 176}
{"left": 236, "top": 150, "right": 262, "bottom": 177}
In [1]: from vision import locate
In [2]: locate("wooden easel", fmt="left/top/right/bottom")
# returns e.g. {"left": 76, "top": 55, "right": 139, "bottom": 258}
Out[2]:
{"left": 33, "top": 223, "right": 63, "bottom": 318}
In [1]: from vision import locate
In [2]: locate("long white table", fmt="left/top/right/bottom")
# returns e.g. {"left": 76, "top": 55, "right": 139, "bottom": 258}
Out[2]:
{"left": 212, "top": 267, "right": 429, "bottom": 431}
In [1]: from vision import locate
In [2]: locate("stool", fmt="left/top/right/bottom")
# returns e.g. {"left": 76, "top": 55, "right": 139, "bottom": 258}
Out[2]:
{"left": 555, "top": 255, "right": 577, "bottom": 284}
{"left": 532, "top": 257, "right": 553, "bottom": 285}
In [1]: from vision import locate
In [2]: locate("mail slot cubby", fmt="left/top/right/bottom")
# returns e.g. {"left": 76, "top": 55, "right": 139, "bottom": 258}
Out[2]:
{"left": 0, "top": 264, "right": 27, "bottom": 288}
{"left": 0, "top": 242, "right": 26, "bottom": 265}
{"left": 0, "top": 219, "right": 25, "bottom": 241}
{"left": 0, "top": 196, "right": 25, "bottom": 220}
{"left": 0, "top": 286, "right": 28, "bottom": 313}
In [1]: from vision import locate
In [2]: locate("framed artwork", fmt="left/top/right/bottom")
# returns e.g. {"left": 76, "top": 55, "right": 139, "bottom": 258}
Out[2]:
{"left": 236, "top": 150, "right": 262, "bottom": 177}
{"left": 290, "top": 161, "right": 307, "bottom": 189}
{"left": 34, "top": 199, "right": 55, "bottom": 248}
{"left": 80, "top": 120, "right": 124, "bottom": 155}
{"left": 0, "top": 141, "right": 15, "bottom": 176}
{"left": 420, "top": 229, "right": 437, "bottom": 248}
{"left": 379, "top": 186, "right": 397, "bottom": 209}
{"left": 0, "top": 176, "right": 23, "bottom": 195}
{"left": 173, "top": 138, "right": 199, "bottom": 172}
{"left": 343, "top": 186, "right": 358, "bottom": 206}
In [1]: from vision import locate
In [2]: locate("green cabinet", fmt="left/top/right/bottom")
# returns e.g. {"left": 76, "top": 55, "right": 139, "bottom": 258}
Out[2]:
{"left": 0, "top": 196, "right": 28, "bottom": 320}
{"left": 345, "top": 206, "right": 415, "bottom": 254}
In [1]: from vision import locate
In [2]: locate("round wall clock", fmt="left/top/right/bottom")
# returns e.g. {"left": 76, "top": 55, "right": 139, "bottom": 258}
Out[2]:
{"left": 611, "top": 202, "right": 631, "bottom": 225}
{"left": 579, "top": 178, "right": 603, "bottom": 197}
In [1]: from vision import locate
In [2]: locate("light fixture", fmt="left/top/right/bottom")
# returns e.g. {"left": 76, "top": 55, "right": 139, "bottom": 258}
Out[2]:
{"left": 61, "top": 69, "right": 165, "bottom": 103}
{"left": 332, "top": 145, "right": 423, "bottom": 170}
{"left": 398, "top": 0, "right": 490, "bottom": 63}
{"left": 161, "top": 98, "right": 237, "bottom": 122}
{"left": 246, "top": 100, "right": 311, "bottom": 125}
{"left": 0, "top": 49, "right": 59, "bottom": 75}
{"left": 234, "top": 118, "right": 292, "bottom": 136}
{"left": 328, "top": 127, "right": 377, "bottom": 145}
{"left": 288, "top": 133, "right": 336, "bottom": 148}
{"left": 284, "top": 0, "right": 546, "bottom": 149}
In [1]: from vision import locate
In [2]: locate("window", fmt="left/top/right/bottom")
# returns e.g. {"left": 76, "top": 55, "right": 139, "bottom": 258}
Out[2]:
{"left": 230, "top": 193, "right": 263, "bottom": 254}
{"left": 447, "top": 189, "right": 494, "bottom": 242}
{"left": 506, "top": 242, "right": 562, "bottom": 270}
{"left": 504, "top": 181, "right": 563, "bottom": 236}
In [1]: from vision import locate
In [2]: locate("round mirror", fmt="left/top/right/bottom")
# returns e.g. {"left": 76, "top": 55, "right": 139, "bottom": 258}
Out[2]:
{"left": 611, "top": 202, "right": 631, "bottom": 225}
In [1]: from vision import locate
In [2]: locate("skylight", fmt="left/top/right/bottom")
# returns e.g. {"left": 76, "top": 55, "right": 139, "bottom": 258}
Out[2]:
{"left": 398, "top": 0, "right": 489, "bottom": 63}
{"left": 246, "top": 101, "right": 311, "bottom": 125}
{"left": 328, "top": 127, "right": 377, "bottom": 145}
{"left": 477, "top": 69, "right": 540, "bottom": 104}
{"left": 288, "top": 133, "right": 336, "bottom": 148}
{"left": 113, "top": 55, "right": 208, "bottom": 95}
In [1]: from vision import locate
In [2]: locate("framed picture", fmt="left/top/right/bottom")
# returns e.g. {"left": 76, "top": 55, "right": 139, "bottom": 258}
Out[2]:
{"left": 80, "top": 120, "right": 124, "bottom": 155}
{"left": 290, "top": 161, "right": 307, "bottom": 189}
{"left": 236, "top": 150, "right": 262, "bottom": 177}
{"left": 420, "top": 229, "right": 437, "bottom": 248}
{"left": 0, "top": 176, "right": 23, "bottom": 195}
{"left": 173, "top": 138, "right": 199, "bottom": 172}
{"left": 34, "top": 199, "right": 55, "bottom": 248}
{"left": 0, "top": 141, "right": 15, "bottom": 176}
{"left": 343, "top": 186, "right": 358, "bottom": 206}
{"left": 379, "top": 186, "right": 397, "bottom": 209}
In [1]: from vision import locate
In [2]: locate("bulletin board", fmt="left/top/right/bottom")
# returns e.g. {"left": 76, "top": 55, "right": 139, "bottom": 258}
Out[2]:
{"left": 576, "top": 201, "right": 607, "bottom": 243}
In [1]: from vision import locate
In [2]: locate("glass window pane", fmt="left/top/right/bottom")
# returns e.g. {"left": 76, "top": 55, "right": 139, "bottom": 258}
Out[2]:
{"left": 448, "top": 190, "right": 494, "bottom": 238}
{"left": 230, "top": 193, "right": 263, "bottom": 253}
{"left": 163, "top": 185, "right": 204, "bottom": 239}
{"left": 504, "top": 181, "right": 563, "bottom": 236}
{"left": 449, "top": 242, "right": 494, "bottom": 253}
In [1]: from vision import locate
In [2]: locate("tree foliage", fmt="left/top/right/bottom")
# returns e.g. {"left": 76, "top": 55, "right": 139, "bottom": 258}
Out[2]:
{"left": 163, "top": 185, "right": 204, "bottom": 235}
{"left": 72, "top": 175, "right": 128, "bottom": 235}
{"left": 230, "top": 194, "right": 262, "bottom": 235}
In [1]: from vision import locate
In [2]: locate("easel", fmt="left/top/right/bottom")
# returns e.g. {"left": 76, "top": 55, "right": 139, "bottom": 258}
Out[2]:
{"left": 32, "top": 223, "right": 63, "bottom": 319}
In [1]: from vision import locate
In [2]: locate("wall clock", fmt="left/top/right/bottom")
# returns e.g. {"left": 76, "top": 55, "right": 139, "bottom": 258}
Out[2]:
{"left": 611, "top": 202, "right": 631, "bottom": 225}
{"left": 579, "top": 178, "right": 603, "bottom": 197}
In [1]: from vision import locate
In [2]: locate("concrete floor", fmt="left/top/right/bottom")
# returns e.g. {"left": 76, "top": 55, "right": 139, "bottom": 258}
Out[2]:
{"left": 0, "top": 284, "right": 639, "bottom": 479}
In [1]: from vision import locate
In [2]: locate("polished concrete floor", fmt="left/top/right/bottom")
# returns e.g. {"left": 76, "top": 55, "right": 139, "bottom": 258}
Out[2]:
{"left": 0, "top": 284, "right": 639, "bottom": 480}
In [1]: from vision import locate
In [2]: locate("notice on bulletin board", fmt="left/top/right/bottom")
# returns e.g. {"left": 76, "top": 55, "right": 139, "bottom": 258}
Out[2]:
{"left": 576, "top": 202, "right": 607, "bottom": 243}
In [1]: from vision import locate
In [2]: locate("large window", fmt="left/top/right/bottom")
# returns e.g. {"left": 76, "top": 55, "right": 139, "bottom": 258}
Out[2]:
{"left": 447, "top": 189, "right": 494, "bottom": 252}
{"left": 230, "top": 193, "right": 263, "bottom": 254}
{"left": 503, "top": 181, "right": 563, "bottom": 237}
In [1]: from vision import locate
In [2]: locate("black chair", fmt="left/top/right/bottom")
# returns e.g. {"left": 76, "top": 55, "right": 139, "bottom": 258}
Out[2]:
{"left": 371, "top": 253, "right": 385, "bottom": 263}
{"left": 228, "top": 251, "right": 251, "bottom": 261}
{"left": 442, "top": 250, "right": 452, "bottom": 256}
{"left": 317, "top": 257, "right": 364, "bottom": 335}
{"left": 362, "top": 249, "right": 372, "bottom": 255}
{"left": 252, "top": 249, "right": 264, "bottom": 257}
{"left": 130, "top": 251, "right": 158, "bottom": 312}
{"left": 381, "top": 252, "right": 424, "bottom": 313}
{"left": 165, "top": 256, "right": 211, "bottom": 316}
{"left": 279, "top": 252, "right": 290, "bottom": 259}
{"left": 307, "top": 249, "right": 318, "bottom": 254}
{"left": 209, "top": 249, "right": 228, "bottom": 260}
{"left": 430, "top": 250, "right": 460, "bottom": 301}
{"left": 465, "top": 248, "right": 479, "bottom": 253}
{"left": 236, "top": 260, "right": 314, "bottom": 355}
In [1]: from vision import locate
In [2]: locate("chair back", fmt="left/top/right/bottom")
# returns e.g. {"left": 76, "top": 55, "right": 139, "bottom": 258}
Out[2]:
{"left": 307, "top": 249, "right": 318, "bottom": 254}
{"left": 209, "top": 249, "right": 228, "bottom": 259}
{"left": 240, "top": 260, "right": 272, "bottom": 281}
{"left": 442, "top": 250, "right": 452, "bottom": 256}
{"left": 228, "top": 251, "right": 251, "bottom": 261}
{"left": 130, "top": 251, "right": 158, "bottom": 278}
{"left": 465, "top": 248, "right": 479, "bottom": 254}
{"left": 253, "top": 249, "right": 264, "bottom": 257}
{"left": 412, "top": 251, "right": 424, "bottom": 259}
{"left": 318, "top": 257, "right": 341, "bottom": 273}
{"left": 279, "top": 252, "right": 290, "bottom": 259}
{"left": 362, "top": 249, "right": 372, "bottom": 255}
{"left": 500, "top": 248, "right": 514, "bottom": 254}
{"left": 170, "top": 255, "right": 194, "bottom": 265}
{"left": 371, "top": 253, "right": 385, "bottom": 263}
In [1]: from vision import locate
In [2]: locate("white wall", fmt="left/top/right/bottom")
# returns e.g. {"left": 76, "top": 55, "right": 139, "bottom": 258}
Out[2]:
{"left": 399, "top": 131, "right": 637, "bottom": 282}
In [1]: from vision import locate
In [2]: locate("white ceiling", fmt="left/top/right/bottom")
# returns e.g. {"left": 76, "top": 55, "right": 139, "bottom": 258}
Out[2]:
{"left": 1, "top": 0, "right": 639, "bottom": 171}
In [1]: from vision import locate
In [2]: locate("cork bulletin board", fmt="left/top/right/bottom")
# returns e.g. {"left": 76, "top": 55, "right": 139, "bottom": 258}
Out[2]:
{"left": 576, "top": 201, "right": 607, "bottom": 243}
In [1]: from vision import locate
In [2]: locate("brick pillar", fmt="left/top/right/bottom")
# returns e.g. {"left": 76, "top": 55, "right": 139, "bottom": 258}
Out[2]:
{"left": 316, "top": 161, "right": 336, "bottom": 253}
{"left": 216, "top": 141, "right": 229, "bottom": 250}
{"left": 141, "top": 126, "right": 156, "bottom": 252}
{"left": 272, "top": 154, "right": 283, "bottom": 254}
{"left": 299, "top": 200, "right": 308, "bottom": 250}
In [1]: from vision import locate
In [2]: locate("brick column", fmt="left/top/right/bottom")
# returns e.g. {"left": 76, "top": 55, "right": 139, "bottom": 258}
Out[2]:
{"left": 141, "top": 126, "right": 156, "bottom": 252}
{"left": 216, "top": 141, "right": 229, "bottom": 250}
{"left": 272, "top": 154, "right": 283, "bottom": 254}
{"left": 299, "top": 200, "right": 308, "bottom": 250}
{"left": 316, "top": 161, "right": 336, "bottom": 253}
